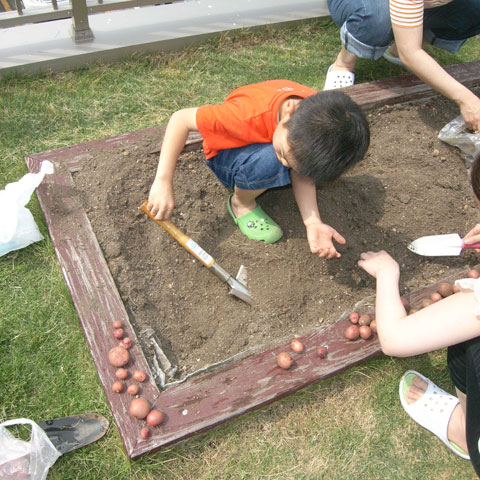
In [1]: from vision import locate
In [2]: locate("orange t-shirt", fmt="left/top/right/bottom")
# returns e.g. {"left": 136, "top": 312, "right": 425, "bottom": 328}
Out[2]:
{"left": 196, "top": 80, "right": 317, "bottom": 159}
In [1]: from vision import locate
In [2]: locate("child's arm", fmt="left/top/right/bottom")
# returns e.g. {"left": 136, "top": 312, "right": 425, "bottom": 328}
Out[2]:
{"left": 147, "top": 107, "right": 199, "bottom": 220}
{"left": 291, "top": 172, "right": 346, "bottom": 259}
{"left": 358, "top": 250, "right": 480, "bottom": 356}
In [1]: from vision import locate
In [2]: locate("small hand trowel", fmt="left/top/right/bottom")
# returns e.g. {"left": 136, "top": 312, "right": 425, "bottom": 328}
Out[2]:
{"left": 39, "top": 413, "right": 109, "bottom": 454}
{"left": 407, "top": 233, "right": 480, "bottom": 257}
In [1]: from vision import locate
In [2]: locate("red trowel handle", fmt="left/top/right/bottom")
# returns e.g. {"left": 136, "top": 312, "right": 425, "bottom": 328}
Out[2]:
{"left": 461, "top": 238, "right": 480, "bottom": 250}
{"left": 140, "top": 201, "right": 215, "bottom": 268}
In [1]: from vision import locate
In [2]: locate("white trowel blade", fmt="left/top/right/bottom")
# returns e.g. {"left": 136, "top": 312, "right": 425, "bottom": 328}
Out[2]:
{"left": 407, "top": 233, "right": 463, "bottom": 256}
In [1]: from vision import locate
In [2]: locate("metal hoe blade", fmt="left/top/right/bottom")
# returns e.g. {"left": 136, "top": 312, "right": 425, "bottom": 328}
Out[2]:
{"left": 228, "top": 265, "right": 252, "bottom": 305}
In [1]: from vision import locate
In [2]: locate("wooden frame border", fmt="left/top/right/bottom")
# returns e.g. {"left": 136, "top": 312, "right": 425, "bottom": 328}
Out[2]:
{"left": 26, "top": 62, "right": 480, "bottom": 458}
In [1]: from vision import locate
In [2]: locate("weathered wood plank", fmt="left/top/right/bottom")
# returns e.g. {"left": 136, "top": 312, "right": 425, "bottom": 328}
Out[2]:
{"left": 26, "top": 63, "right": 480, "bottom": 458}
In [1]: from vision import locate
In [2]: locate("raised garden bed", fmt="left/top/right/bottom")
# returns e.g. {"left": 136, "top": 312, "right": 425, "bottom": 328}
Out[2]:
{"left": 26, "top": 61, "right": 480, "bottom": 458}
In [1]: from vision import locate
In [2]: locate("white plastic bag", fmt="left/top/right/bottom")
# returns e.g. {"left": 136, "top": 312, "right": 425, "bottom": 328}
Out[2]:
{"left": 0, "top": 161, "right": 54, "bottom": 257}
{"left": 438, "top": 115, "right": 480, "bottom": 169}
{"left": 0, "top": 418, "right": 61, "bottom": 480}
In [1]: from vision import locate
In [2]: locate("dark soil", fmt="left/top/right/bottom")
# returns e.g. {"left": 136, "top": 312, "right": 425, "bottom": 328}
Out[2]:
{"left": 73, "top": 92, "right": 479, "bottom": 384}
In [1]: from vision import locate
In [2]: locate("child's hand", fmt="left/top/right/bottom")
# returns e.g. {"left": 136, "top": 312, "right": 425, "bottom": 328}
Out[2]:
{"left": 147, "top": 178, "right": 174, "bottom": 220}
{"left": 358, "top": 250, "right": 399, "bottom": 278}
{"left": 463, "top": 223, "right": 480, "bottom": 252}
{"left": 306, "top": 222, "right": 346, "bottom": 259}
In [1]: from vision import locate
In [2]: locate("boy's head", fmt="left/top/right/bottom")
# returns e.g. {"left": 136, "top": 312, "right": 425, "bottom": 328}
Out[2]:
{"left": 273, "top": 91, "right": 370, "bottom": 181}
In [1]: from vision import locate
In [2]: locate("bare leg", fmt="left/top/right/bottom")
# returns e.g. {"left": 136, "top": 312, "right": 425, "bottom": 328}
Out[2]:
{"left": 331, "top": 44, "right": 357, "bottom": 72}
{"left": 389, "top": 43, "right": 399, "bottom": 57}
{"left": 229, "top": 187, "right": 266, "bottom": 218}
{"left": 407, "top": 375, "right": 468, "bottom": 453}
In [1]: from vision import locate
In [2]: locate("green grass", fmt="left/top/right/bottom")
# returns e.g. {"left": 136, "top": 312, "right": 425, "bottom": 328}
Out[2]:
{"left": 1, "top": 19, "right": 480, "bottom": 479}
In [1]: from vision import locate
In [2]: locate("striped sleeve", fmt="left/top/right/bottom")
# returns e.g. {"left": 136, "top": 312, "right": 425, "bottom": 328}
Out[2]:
{"left": 390, "top": 0, "right": 424, "bottom": 28}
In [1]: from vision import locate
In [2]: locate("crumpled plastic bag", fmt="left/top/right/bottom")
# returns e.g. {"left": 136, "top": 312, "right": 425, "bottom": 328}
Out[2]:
{"left": 0, "top": 418, "right": 62, "bottom": 480}
{"left": 438, "top": 115, "right": 480, "bottom": 169}
{"left": 0, "top": 161, "right": 54, "bottom": 257}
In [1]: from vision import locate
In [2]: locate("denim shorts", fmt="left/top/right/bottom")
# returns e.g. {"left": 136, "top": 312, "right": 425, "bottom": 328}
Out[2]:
{"left": 206, "top": 143, "right": 291, "bottom": 191}
{"left": 327, "top": 0, "right": 480, "bottom": 59}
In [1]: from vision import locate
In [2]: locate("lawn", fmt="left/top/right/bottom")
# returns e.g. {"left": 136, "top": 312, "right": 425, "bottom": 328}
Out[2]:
{"left": 1, "top": 19, "right": 479, "bottom": 480}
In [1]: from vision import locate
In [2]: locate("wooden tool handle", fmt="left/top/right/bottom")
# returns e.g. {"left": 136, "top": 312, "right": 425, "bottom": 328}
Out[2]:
{"left": 139, "top": 201, "right": 215, "bottom": 267}
{"left": 140, "top": 202, "right": 189, "bottom": 245}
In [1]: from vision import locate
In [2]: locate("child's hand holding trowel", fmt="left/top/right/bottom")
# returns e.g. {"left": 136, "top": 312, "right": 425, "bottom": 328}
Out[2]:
{"left": 147, "top": 177, "right": 174, "bottom": 221}
{"left": 147, "top": 107, "right": 199, "bottom": 221}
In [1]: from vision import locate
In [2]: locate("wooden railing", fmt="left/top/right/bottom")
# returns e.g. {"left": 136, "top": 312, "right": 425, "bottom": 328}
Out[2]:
{"left": 0, "top": 0, "right": 183, "bottom": 42}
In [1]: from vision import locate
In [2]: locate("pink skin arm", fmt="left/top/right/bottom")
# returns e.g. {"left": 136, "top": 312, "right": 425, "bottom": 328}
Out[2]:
{"left": 358, "top": 250, "right": 480, "bottom": 357}
{"left": 393, "top": 23, "right": 480, "bottom": 131}
{"left": 147, "top": 107, "right": 199, "bottom": 220}
{"left": 291, "top": 171, "right": 346, "bottom": 259}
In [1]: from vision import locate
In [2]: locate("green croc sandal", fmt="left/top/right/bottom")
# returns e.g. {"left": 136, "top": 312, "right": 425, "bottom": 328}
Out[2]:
{"left": 227, "top": 194, "right": 283, "bottom": 244}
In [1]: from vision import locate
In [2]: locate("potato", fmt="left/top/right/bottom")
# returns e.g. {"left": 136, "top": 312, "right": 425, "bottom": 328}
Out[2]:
{"left": 277, "top": 352, "right": 293, "bottom": 369}
{"left": 129, "top": 398, "right": 150, "bottom": 419}
{"left": 359, "top": 325, "right": 372, "bottom": 340}
{"left": 290, "top": 339, "right": 304, "bottom": 353}
{"left": 420, "top": 298, "right": 433, "bottom": 309}
{"left": 468, "top": 268, "right": 480, "bottom": 279}
{"left": 358, "top": 314, "right": 371, "bottom": 326}
{"left": 108, "top": 346, "right": 130, "bottom": 367}
{"left": 430, "top": 292, "right": 442, "bottom": 302}
{"left": 437, "top": 282, "right": 453, "bottom": 297}
{"left": 344, "top": 325, "right": 360, "bottom": 341}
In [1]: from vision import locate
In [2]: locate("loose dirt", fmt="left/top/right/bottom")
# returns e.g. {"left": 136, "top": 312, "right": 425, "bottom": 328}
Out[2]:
{"left": 73, "top": 91, "right": 479, "bottom": 383}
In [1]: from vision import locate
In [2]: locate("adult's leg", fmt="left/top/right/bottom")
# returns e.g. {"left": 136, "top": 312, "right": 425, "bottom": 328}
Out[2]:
{"left": 327, "top": 0, "right": 393, "bottom": 72}
{"left": 448, "top": 338, "right": 480, "bottom": 475}
{"left": 423, "top": 0, "right": 480, "bottom": 53}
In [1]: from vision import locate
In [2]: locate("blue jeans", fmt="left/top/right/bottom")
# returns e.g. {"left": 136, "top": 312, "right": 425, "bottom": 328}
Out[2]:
{"left": 206, "top": 143, "right": 291, "bottom": 191}
{"left": 327, "top": 0, "right": 480, "bottom": 59}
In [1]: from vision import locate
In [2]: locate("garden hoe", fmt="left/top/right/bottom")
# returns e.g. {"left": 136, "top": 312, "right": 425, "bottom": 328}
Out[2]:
{"left": 140, "top": 201, "right": 253, "bottom": 305}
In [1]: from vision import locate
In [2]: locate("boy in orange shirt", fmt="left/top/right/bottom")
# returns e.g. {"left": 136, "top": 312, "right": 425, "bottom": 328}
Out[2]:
{"left": 147, "top": 80, "right": 369, "bottom": 259}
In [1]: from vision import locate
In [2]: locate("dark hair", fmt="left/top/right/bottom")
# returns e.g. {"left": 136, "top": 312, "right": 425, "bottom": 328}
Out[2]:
{"left": 285, "top": 91, "right": 370, "bottom": 181}
{"left": 471, "top": 151, "right": 480, "bottom": 200}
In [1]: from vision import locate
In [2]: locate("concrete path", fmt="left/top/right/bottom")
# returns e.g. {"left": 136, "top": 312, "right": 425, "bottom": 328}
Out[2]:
{"left": 0, "top": 0, "right": 329, "bottom": 77}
